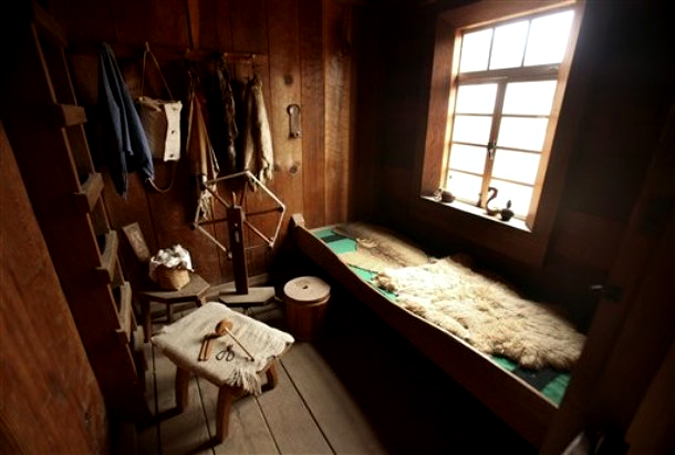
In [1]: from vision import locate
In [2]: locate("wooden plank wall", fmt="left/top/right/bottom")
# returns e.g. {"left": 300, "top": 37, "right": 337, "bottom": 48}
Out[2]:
{"left": 47, "top": 0, "right": 359, "bottom": 285}
{"left": 0, "top": 123, "right": 108, "bottom": 454}
{"left": 367, "top": 1, "right": 674, "bottom": 331}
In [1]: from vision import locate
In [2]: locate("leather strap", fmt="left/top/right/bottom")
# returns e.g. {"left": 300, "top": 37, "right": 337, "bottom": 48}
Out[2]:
{"left": 141, "top": 42, "right": 174, "bottom": 99}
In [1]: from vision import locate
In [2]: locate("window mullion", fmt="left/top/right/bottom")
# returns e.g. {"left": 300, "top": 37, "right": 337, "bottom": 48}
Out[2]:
{"left": 478, "top": 80, "right": 507, "bottom": 208}
{"left": 485, "top": 28, "right": 496, "bottom": 70}
{"left": 441, "top": 73, "right": 461, "bottom": 191}
{"left": 520, "top": 19, "right": 533, "bottom": 67}
{"left": 457, "top": 65, "right": 559, "bottom": 83}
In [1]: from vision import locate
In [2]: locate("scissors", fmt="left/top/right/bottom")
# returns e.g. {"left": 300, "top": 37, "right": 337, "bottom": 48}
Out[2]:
{"left": 216, "top": 345, "right": 235, "bottom": 362}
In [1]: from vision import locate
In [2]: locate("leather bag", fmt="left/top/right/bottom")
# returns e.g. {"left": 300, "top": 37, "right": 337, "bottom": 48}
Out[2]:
{"left": 136, "top": 43, "right": 182, "bottom": 163}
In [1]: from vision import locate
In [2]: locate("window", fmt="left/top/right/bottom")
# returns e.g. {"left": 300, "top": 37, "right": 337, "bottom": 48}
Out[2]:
{"left": 445, "top": 8, "right": 576, "bottom": 224}
{"left": 417, "top": 1, "right": 584, "bottom": 265}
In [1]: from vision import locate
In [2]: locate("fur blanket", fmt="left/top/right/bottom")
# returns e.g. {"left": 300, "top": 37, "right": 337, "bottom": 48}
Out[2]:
{"left": 334, "top": 222, "right": 430, "bottom": 272}
{"left": 375, "top": 258, "right": 585, "bottom": 370}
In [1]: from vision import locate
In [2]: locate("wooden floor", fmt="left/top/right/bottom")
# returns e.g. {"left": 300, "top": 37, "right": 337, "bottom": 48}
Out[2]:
{"left": 136, "top": 286, "right": 535, "bottom": 455}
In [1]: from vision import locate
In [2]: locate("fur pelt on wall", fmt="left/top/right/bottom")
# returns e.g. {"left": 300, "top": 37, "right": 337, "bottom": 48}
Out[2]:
{"left": 375, "top": 257, "right": 586, "bottom": 370}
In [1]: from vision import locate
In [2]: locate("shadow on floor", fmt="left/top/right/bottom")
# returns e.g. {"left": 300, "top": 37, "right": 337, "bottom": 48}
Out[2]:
{"left": 277, "top": 285, "right": 536, "bottom": 455}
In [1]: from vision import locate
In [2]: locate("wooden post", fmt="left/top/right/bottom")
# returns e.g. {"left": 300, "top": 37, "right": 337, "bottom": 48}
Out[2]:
{"left": 166, "top": 303, "right": 173, "bottom": 323}
{"left": 186, "top": 0, "right": 200, "bottom": 51}
{"left": 175, "top": 367, "right": 190, "bottom": 412}
{"left": 263, "top": 362, "right": 279, "bottom": 392}
{"left": 216, "top": 386, "right": 235, "bottom": 442}
{"left": 226, "top": 206, "right": 249, "bottom": 294}
{"left": 141, "top": 297, "right": 151, "bottom": 342}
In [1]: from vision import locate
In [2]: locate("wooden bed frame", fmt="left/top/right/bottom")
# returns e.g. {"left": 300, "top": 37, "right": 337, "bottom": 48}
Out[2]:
{"left": 290, "top": 214, "right": 556, "bottom": 448}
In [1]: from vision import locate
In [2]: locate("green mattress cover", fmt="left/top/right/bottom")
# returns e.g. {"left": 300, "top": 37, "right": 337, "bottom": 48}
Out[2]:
{"left": 315, "top": 227, "right": 570, "bottom": 406}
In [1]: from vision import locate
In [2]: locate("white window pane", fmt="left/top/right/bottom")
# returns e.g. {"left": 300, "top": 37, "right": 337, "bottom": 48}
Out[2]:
{"left": 447, "top": 171, "right": 483, "bottom": 204}
{"left": 455, "top": 83, "right": 498, "bottom": 114}
{"left": 489, "top": 20, "right": 529, "bottom": 70}
{"left": 497, "top": 117, "right": 549, "bottom": 151}
{"left": 492, "top": 149, "right": 541, "bottom": 185}
{"left": 459, "top": 28, "right": 493, "bottom": 73}
{"left": 524, "top": 10, "right": 574, "bottom": 66}
{"left": 488, "top": 179, "right": 534, "bottom": 218}
{"left": 452, "top": 115, "right": 492, "bottom": 145}
{"left": 503, "top": 80, "right": 558, "bottom": 115}
{"left": 449, "top": 143, "right": 487, "bottom": 174}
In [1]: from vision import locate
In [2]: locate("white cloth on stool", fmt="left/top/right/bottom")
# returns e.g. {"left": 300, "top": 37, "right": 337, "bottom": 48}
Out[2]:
{"left": 152, "top": 302, "right": 294, "bottom": 394}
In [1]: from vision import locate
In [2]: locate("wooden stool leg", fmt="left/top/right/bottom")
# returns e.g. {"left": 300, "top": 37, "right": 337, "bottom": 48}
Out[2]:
{"left": 166, "top": 303, "right": 173, "bottom": 323}
{"left": 216, "top": 386, "right": 235, "bottom": 442}
{"left": 175, "top": 367, "right": 190, "bottom": 412}
{"left": 263, "top": 362, "right": 279, "bottom": 392}
{"left": 141, "top": 297, "right": 151, "bottom": 342}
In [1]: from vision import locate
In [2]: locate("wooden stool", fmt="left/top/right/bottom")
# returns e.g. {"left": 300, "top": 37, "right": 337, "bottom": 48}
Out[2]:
{"left": 151, "top": 302, "right": 294, "bottom": 444}
{"left": 175, "top": 362, "right": 279, "bottom": 442}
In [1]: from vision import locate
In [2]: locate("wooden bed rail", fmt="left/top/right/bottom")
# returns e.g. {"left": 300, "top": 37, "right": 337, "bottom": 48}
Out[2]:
{"left": 290, "top": 213, "right": 555, "bottom": 448}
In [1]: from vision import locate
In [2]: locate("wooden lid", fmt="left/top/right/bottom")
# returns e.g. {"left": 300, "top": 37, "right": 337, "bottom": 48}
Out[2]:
{"left": 283, "top": 276, "right": 330, "bottom": 303}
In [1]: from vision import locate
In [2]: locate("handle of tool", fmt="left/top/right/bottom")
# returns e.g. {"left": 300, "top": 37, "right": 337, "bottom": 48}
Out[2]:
{"left": 198, "top": 335, "right": 209, "bottom": 361}
{"left": 203, "top": 337, "right": 214, "bottom": 361}
{"left": 225, "top": 328, "right": 255, "bottom": 361}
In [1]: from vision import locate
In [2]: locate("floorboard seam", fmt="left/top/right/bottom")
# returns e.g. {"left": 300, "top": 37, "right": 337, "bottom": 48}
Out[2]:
{"left": 279, "top": 358, "right": 337, "bottom": 455}
{"left": 254, "top": 395, "right": 283, "bottom": 454}
{"left": 195, "top": 376, "right": 217, "bottom": 454}
{"left": 151, "top": 343, "right": 162, "bottom": 455}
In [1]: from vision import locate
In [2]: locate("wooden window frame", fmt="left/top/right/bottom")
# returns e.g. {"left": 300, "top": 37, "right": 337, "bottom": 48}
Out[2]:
{"left": 414, "top": 0, "right": 585, "bottom": 266}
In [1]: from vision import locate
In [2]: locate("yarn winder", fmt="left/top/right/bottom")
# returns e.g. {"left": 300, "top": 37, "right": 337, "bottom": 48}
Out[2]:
{"left": 192, "top": 170, "right": 285, "bottom": 307}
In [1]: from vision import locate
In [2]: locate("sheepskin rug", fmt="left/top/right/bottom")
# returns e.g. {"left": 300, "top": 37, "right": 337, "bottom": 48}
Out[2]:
{"left": 374, "top": 257, "right": 586, "bottom": 370}
{"left": 334, "top": 222, "right": 430, "bottom": 272}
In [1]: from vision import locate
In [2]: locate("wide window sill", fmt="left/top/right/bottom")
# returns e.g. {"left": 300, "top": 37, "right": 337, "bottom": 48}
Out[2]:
{"left": 421, "top": 196, "right": 531, "bottom": 233}
{"left": 412, "top": 195, "right": 548, "bottom": 266}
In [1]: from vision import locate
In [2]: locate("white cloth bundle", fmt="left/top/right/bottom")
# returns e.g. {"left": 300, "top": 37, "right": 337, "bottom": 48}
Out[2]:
{"left": 148, "top": 244, "right": 193, "bottom": 281}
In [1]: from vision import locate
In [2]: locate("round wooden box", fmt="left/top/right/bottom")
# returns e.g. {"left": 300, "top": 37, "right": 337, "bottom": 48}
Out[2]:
{"left": 283, "top": 276, "right": 331, "bottom": 341}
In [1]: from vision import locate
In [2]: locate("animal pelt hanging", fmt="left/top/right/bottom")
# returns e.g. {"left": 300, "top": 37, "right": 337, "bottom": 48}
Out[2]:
{"left": 242, "top": 73, "right": 274, "bottom": 186}
{"left": 215, "top": 64, "right": 238, "bottom": 173}
{"left": 186, "top": 74, "right": 220, "bottom": 218}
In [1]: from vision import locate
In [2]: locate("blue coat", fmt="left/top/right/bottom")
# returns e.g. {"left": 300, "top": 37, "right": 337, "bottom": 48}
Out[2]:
{"left": 98, "top": 43, "right": 154, "bottom": 196}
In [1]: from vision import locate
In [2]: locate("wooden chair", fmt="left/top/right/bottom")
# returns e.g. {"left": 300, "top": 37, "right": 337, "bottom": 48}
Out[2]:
{"left": 121, "top": 223, "right": 210, "bottom": 342}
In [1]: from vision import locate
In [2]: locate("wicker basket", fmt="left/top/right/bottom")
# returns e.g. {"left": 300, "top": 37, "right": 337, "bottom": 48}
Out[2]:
{"left": 155, "top": 266, "right": 190, "bottom": 291}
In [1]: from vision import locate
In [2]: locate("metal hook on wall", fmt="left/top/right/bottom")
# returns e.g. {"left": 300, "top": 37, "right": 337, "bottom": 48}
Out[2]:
{"left": 287, "top": 104, "right": 301, "bottom": 138}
